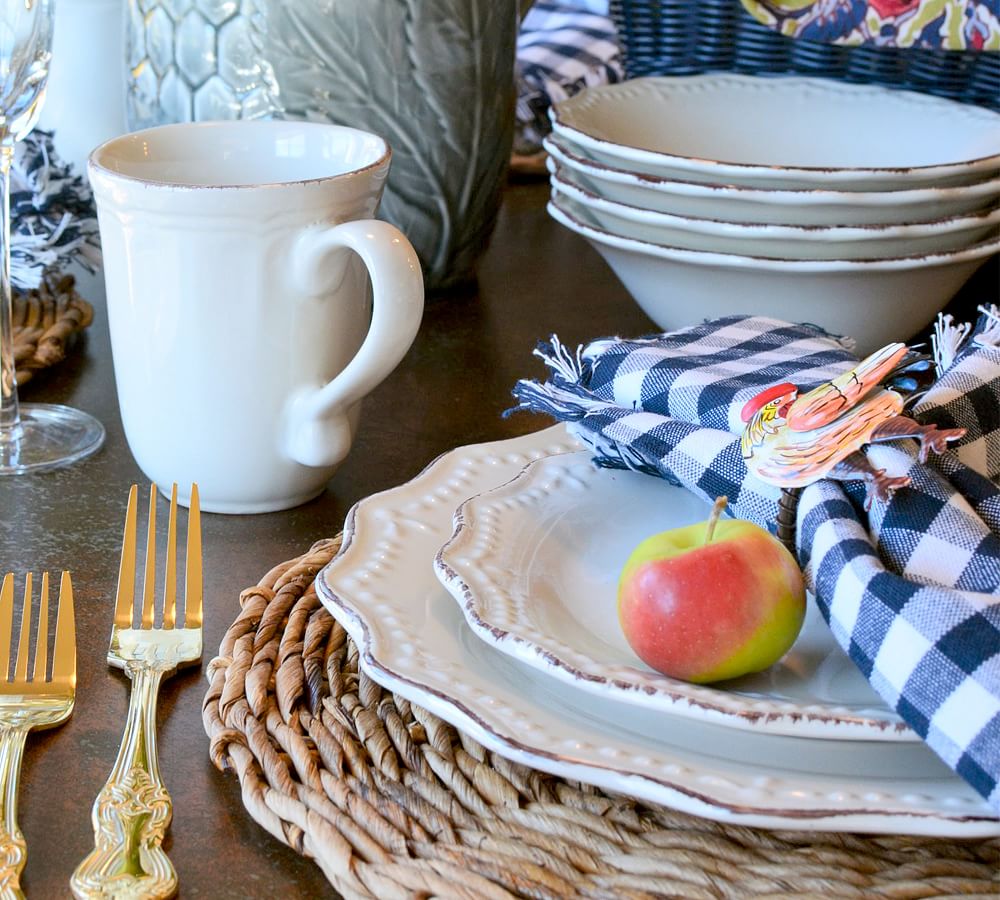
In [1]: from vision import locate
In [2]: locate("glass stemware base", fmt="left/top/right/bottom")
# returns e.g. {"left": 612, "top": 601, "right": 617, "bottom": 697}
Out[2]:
{"left": 0, "top": 402, "right": 104, "bottom": 473}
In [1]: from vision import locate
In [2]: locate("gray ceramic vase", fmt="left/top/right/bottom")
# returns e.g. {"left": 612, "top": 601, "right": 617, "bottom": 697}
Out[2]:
{"left": 127, "top": 0, "right": 522, "bottom": 292}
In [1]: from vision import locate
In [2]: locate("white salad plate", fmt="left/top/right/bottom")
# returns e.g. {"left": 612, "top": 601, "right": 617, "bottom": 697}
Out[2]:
{"left": 550, "top": 75, "right": 1000, "bottom": 190}
{"left": 548, "top": 192, "right": 1000, "bottom": 355}
{"left": 550, "top": 171, "right": 1000, "bottom": 261}
{"left": 316, "top": 426, "right": 1000, "bottom": 836}
{"left": 434, "top": 450, "right": 913, "bottom": 741}
{"left": 544, "top": 140, "right": 1000, "bottom": 227}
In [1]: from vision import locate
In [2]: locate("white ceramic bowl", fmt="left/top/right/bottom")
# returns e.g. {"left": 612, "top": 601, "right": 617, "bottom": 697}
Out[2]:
{"left": 544, "top": 137, "right": 1000, "bottom": 226}
{"left": 550, "top": 75, "right": 1000, "bottom": 191}
{"left": 551, "top": 171, "right": 1000, "bottom": 260}
{"left": 548, "top": 191, "right": 1000, "bottom": 354}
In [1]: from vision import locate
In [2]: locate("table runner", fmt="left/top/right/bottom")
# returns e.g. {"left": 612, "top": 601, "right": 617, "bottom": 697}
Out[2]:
{"left": 511, "top": 314, "right": 1000, "bottom": 812}
{"left": 202, "top": 537, "right": 1000, "bottom": 898}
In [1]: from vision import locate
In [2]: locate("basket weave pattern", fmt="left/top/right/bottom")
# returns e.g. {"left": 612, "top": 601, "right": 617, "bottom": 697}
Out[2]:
{"left": 203, "top": 538, "right": 1000, "bottom": 899}
{"left": 10, "top": 274, "right": 93, "bottom": 387}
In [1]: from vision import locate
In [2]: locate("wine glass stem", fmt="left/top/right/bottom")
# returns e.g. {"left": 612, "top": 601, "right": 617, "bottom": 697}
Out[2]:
{"left": 0, "top": 138, "right": 19, "bottom": 435}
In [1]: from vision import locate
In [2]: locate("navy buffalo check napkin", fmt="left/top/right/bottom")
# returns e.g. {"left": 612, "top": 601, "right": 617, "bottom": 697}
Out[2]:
{"left": 511, "top": 315, "right": 1000, "bottom": 813}
{"left": 10, "top": 130, "right": 100, "bottom": 291}
{"left": 516, "top": 0, "right": 623, "bottom": 155}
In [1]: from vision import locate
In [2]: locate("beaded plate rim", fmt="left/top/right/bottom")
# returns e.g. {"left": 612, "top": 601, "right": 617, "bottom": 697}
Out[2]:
{"left": 315, "top": 426, "right": 1000, "bottom": 837}
{"left": 433, "top": 450, "right": 914, "bottom": 741}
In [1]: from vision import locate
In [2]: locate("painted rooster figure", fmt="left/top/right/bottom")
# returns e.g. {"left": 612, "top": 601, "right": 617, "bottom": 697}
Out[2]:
{"left": 740, "top": 343, "right": 966, "bottom": 508}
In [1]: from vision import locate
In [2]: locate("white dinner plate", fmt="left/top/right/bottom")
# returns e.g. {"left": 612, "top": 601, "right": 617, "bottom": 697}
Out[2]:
{"left": 317, "top": 426, "right": 1000, "bottom": 836}
{"left": 435, "top": 451, "right": 913, "bottom": 741}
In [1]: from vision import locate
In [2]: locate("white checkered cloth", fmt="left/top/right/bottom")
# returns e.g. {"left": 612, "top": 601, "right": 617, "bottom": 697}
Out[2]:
{"left": 516, "top": 0, "right": 623, "bottom": 154}
{"left": 511, "top": 315, "right": 1000, "bottom": 812}
{"left": 10, "top": 130, "right": 101, "bottom": 291}
{"left": 915, "top": 315, "right": 1000, "bottom": 481}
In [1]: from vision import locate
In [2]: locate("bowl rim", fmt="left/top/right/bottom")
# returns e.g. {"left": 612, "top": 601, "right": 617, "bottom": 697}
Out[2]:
{"left": 550, "top": 75, "right": 1000, "bottom": 181}
{"left": 550, "top": 169, "right": 1000, "bottom": 239}
{"left": 543, "top": 135, "right": 1000, "bottom": 207}
{"left": 549, "top": 190, "right": 1000, "bottom": 272}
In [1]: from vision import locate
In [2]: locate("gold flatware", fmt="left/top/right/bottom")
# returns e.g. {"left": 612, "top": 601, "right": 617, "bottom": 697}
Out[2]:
{"left": 71, "top": 484, "right": 202, "bottom": 900}
{"left": 0, "top": 570, "right": 76, "bottom": 899}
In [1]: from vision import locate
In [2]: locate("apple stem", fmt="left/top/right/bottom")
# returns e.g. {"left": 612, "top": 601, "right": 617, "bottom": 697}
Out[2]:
{"left": 705, "top": 495, "right": 729, "bottom": 544}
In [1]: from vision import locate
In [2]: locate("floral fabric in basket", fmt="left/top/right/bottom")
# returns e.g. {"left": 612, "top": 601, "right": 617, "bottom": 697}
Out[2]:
{"left": 511, "top": 315, "right": 1000, "bottom": 812}
{"left": 740, "top": 0, "right": 1000, "bottom": 51}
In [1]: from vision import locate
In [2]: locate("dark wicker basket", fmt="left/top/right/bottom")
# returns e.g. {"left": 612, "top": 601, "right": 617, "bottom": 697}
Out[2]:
{"left": 610, "top": 0, "right": 1000, "bottom": 109}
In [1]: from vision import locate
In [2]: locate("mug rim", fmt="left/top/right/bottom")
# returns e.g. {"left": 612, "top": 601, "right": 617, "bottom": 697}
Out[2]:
{"left": 88, "top": 119, "right": 392, "bottom": 191}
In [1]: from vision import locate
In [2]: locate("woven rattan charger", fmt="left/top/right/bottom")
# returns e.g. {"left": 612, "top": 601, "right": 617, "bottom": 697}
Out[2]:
{"left": 203, "top": 537, "right": 999, "bottom": 899}
{"left": 9, "top": 274, "right": 94, "bottom": 386}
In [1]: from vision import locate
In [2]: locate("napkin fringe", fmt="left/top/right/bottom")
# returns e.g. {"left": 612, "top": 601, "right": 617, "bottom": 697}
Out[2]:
{"left": 511, "top": 377, "right": 682, "bottom": 481}
{"left": 532, "top": 334, "right": 587, "bottom": 386}
{"left": 975, "top": 304, "right": 1000, "bottom": 349}
{"left": 10, "top": 130, "right": 101, "bottom": 291}
{"left": 10, "top": 212, "right": 91, "bottom": 289}
{"left": 932, "top": 304, "right": 1000, "bottom": 378}
{"left": 932, "top": 313, "right": 974, "bottom": 378}
{"left": 510, "top": 376, "right": 606, "bottom": 421}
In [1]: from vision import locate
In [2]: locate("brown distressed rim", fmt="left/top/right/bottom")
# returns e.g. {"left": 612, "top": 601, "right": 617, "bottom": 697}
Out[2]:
{"left": 202, "top": 536, "right": 1000, "bottom": 898}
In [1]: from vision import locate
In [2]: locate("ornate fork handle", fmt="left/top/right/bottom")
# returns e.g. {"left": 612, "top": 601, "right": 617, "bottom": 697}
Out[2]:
{"left": 70, "top": 663, "right": 176, "bottom": 900}
{"left": 0, "top": 725, "right": 30, "bottom": 900}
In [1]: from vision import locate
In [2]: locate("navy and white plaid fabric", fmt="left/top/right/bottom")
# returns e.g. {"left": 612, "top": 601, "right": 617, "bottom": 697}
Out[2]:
{"left": 516, "top": 0, "right": 623, "bottom": 154}
{"left": 915, "top": 320, "right": 1000, "bottom": 481}
{"left": 512, "top": 315, "right": 1000, "bottom": 813}
{"left": 10, "top": 129, "right": 100, "bottom": 291}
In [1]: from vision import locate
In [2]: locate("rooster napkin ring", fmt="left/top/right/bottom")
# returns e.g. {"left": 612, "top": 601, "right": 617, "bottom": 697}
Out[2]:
{"left": 740, "top": 342, "right": 965, "bottom": 511}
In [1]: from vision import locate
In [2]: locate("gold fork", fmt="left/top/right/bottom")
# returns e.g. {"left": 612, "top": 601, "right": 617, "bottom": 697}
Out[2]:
{"left": 0, "top": 570, "right": 75, "bottom": 899}
{"left": 70, "top": 484, "right": 202, "bottom": 900}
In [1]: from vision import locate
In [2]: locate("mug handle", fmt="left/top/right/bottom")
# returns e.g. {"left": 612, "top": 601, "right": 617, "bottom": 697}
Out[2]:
{"left": 283, "top": 219, "right": 424, "bottom": 468}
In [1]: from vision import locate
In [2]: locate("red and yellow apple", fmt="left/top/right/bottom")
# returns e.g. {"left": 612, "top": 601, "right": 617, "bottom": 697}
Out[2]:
{"left": 617, "top": 497, "right": 806, "bottom": 684}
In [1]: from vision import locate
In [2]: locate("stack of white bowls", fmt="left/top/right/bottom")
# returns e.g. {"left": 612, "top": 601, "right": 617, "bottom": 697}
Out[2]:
{"left": 544, "top": 74, "right": 1000, "bottom": 352}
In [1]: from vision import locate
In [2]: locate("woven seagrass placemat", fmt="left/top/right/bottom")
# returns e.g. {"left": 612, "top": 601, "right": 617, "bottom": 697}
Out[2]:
{"left": 9, "top": 274, "right": 93, "bottom": 387}
{"left": 203, "top": 537, "right": 1000, "bottom": 899}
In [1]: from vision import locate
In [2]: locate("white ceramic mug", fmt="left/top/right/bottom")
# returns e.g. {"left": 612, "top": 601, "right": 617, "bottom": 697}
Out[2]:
{"left": 89, "top": 121, "right": 424, "bottom": 513}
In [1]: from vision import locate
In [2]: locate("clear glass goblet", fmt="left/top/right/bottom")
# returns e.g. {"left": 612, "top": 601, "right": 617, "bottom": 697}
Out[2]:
{"left": 0, "top": 0, "right": 103, "bottom": 474}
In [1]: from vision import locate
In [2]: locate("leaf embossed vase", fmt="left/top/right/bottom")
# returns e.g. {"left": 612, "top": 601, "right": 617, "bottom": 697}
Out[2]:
{"left": 266, "top": 0, "right": 520, "bottom": 292}
{"left": 127, "top": 0, "right": 521, "bottom": 292}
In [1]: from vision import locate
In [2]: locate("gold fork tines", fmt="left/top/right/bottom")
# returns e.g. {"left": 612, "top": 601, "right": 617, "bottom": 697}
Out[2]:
{"left": 71, "top": 483, "right": 202, "bottom": 900}
{"left": 0, "top": 570, "right": 76, "bottom": 899}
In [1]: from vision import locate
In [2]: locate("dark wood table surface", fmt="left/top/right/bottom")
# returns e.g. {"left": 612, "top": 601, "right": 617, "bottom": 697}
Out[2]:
{"left": 2, "top": 177, "right": 997, "bottom": 898}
